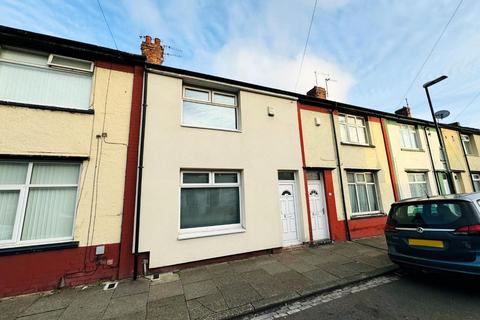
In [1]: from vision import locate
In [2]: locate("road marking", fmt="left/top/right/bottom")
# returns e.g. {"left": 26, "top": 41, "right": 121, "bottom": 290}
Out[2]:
{"left": 246, "top": 274, "right": 400, "bottom": 319}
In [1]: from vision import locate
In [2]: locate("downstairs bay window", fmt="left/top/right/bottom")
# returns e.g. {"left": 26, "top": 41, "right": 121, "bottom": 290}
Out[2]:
{"left": 0, "top": 161, "right": 80, "bottom": 247}
{"left": 347, "top": 171, "right": 380, "bottom": 216}
{"left": 179, "top": 171, "right": 243, "bottom": 239}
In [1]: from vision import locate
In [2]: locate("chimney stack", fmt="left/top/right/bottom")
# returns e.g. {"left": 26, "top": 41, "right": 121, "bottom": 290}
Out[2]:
{"left": 141, "top": 35, "right": 164, "bottom": 65}
{"left": 306, "top": 86, "right": 327, "bottom": 99}
{"left": 394, "top": 106, "right": 412, "bottom": 118}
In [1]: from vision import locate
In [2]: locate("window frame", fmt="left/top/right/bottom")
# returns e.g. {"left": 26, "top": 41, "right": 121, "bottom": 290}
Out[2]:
{"left": 461, "top": 134, "right": 474, "bottom": 155}
{"left": 399, "top": 124, "right": 421, "bottom": 150}
{"left": 472, "top": 173, "right": 480, "bottom": 192}
{"left": 179, "top": 170, "right": 244, "bottom": 239}
{"left": 407, "top": 172, "right": 429, "bottom": 198}
{"left": 0, "top": 160, "right": 81, "bottom": 248}
{"left": 347, "top": 171, "right": 381, "bottom": 216}
{"left": 338, "top": 114, "right": 369, "bottom": 145}
{"left": 0, "top": 47, "right": 94, "bottom": 110}
{"left": 181, "top": 86, "right": 239, "bottom": 132}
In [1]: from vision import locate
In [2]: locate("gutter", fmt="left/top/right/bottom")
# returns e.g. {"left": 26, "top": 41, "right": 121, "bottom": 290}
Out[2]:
{"left": 133, "top": 66, "right": 148, "bottom": 280}
{"left": 329, "top": 106, "right": 351, "bottom": 241}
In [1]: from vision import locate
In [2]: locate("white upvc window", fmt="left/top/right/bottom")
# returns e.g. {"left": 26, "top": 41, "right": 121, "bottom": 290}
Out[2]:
{"left": 472, "top": 173, "right": 480, "bottom": 192}
{"left": 0, "top": 47, "right": 93, "bottom": 110}
{"left": 347, "top": 172, "right": 380, "bottom": 215}
{"left": 461, "top": 134, "right": 474, "bottom": 155}
{"left": 400, "top": 124, "right": 420, "bottom": 149}
{"left": 339, "top": 114, "right": 368, "bottom": 145}
{"left": 407, "top": 172, "right": 429, "bottom": 198}
{"left": 182, "top": 86, "right": 238, "bottom": 131}
{"left": 179, "top": 171, "right": 243, "bottom": 239}
{"left": 0, "top": 161, "right": 81, "bottom": 248}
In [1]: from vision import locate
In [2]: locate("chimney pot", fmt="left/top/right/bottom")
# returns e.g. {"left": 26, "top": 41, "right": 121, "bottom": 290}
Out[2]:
{"left": 306, "top": 86, "right": 327, "bottom": 99}
{"left": 394, "top": 106, "right": 412, "bottom": 118}
{"left": 141, "top": 35, "right": 164, "bottom": 65}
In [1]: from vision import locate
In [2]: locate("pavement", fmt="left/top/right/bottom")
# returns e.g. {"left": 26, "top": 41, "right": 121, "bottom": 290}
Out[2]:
{"left": 0, "top": 236, "right": 397, "bottom": 320}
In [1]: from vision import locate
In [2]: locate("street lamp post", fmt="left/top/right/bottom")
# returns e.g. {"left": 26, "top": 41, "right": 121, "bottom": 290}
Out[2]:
{"left": 423, "top": 75, "right": 456, "bottom": 194}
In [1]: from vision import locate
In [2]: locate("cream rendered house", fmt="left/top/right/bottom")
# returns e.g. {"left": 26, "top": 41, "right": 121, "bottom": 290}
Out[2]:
{"left": 138, "top": 66, "right": 308, "bottom": 269}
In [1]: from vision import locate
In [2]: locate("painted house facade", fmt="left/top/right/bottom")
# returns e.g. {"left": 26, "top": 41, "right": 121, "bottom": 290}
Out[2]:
{"left": 138, "top": 66, "right": 310, "bottom": 270}
{"left": 0, "top": 26, "right": 144, "bottom": 297}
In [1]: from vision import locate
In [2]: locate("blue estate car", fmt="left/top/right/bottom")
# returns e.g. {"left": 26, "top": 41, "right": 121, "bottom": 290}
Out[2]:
{"left": 385, "top": 193, "right": 480, "bottom": 275}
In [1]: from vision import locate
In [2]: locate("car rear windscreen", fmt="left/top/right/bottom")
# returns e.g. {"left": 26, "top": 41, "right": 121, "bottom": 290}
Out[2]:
{"left": 388, "top": 200, "right": 478, "bottom": 228}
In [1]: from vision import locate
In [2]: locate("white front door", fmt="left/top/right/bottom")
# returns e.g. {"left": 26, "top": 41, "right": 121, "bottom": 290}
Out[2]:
{"left": 308, "top": 179, "right": 330, "bottom": 241}
{"left": 278, "top": 183, "right": 299, "bottom": 245}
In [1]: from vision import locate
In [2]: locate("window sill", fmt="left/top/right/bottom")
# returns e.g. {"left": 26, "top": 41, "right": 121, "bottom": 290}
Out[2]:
{"left": 0, "top": 241, "right": 79, "bottom": 256}
{"left": 181, "top": 124, "right": 241, "bottom": 133}
{"left": 0, "top": 100, "right": 94, "bottom": 114}
{"left": 178, "top": 228, "right": 246, "bottom": 240}
{"left": 400, "top": 148, "right": 424, "bottom": 152}
{"left": 350, "top": 212, "right": 387, "bottom": 220}
{"left": 340, "top": 142, "right": 375, "bottom": 148}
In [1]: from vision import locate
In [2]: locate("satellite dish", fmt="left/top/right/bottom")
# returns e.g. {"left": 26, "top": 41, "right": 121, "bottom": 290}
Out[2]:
{"left": 435, "top": 110, "right": 450, "bottom": 120}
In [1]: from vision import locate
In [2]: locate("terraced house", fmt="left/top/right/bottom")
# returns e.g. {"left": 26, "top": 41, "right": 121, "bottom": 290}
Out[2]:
{"left": 0, "top": 26, "right": 144, "bottom": 297}
{"left": 1, "top": 26, "right": 480, "bottom": 296}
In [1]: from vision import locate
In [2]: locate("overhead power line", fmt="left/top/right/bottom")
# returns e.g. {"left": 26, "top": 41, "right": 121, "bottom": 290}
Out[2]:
{"left": 96, "top": 0, "right": 119, "bottom": 50}
{"left": 452, "top": 90, "right": 480, "bottom": 122}
{"left": 399, "top": 0, "right": 463, "bottom": 107}
{"left": 294, "top": 0, "right": 318, "bottom": 92}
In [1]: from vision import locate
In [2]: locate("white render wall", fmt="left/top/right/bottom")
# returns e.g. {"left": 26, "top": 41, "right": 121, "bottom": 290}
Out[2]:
{"left": 140, "top": 73, "right": 307, "bottom": 268}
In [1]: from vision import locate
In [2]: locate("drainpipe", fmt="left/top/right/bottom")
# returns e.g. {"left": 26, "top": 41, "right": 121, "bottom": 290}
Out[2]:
{"left": 133, "top": 67, "right": 148, "bottom": 280}
{"left": 329, "top": 106, "right": 351, "bottom": 241}
{"left": 458, "top": 132, "right": 475, "bottom": 191}
{"left": 423, "top": 126, "right": 441, "bottom": 195}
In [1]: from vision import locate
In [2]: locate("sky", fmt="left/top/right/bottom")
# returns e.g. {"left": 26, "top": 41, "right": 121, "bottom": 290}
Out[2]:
{"left": 1, "top": 0, "right": 479, "bottom": 127}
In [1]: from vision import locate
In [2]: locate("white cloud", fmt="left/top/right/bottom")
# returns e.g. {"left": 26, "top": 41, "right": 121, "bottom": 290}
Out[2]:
{"left": 208, "top": 39, "right": 355, "bottom": 101}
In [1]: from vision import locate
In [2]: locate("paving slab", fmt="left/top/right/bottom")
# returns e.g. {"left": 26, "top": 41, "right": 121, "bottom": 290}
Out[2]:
{"left": 187, "top": 299, "right": 215, "bottom": 320}
{"left": 59, "top": 286, "right": 113, "bottom": 320}
{"left": 21, "top": 289, "right": 78, "bottom": 317}
{"left": 148, "top": 280, "right": 183, "bottom": 301}
{"left": 218, "top": 281, "right": 261, "bottom": 308}
{"left": 0, "top": 294, "right": 40, "bottom": 320}
{"left": 275, "top": 271, "right": 313, "bottom": 292}
{"left": 302, "top": 268, "right": 339, "bottom": 284}
{"left": 147, "top": 297, "right": 189, "bottom": 320}
{"left": 112, "top": 279, "right": 150, "bottom": 299}
{"left": 183, "top": 279, "right": 218, "bottom": 301}
{"left": 17, "top": 309, "right": 64, "bottom": 320}
{"left": 102, "top": 292, "right": 147, "bottom": 320}
{"left": 180, "top": 266, "right": 215, "bottom": 284}
{"left": 260, "top": 261, "right": 291, "bottom": 275}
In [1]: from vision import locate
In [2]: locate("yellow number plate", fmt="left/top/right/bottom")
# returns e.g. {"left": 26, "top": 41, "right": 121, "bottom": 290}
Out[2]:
{"left": 408, "top": 239, "right": 444, "bottom": 248}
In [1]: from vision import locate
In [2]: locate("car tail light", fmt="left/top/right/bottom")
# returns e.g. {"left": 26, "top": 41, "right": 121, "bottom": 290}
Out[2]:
{"left": 384, "top": 223, "right": 397, "bottom": 233}
{"left": 453, "top": 224, "right": 480, "bottom": 235}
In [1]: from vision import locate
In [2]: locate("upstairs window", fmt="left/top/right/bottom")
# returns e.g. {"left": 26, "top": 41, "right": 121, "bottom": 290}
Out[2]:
{"left": 461, "top": 134, "right": 474, "bottom": 155}
{"left": 339, "top": 114, "right": 368, "bottom": 145}
{"left": 0, "top": 47, "right": 93, "bottom": 110}
{"left": 182, "top": 86, "right": 238, "bottom": 131}
{"left": 400, "top": 124, "right": 420, "bottom": 149}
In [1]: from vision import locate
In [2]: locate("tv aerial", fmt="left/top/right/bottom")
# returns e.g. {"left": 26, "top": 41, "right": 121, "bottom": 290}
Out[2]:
{"left": 314, "top": 71, "right": 336, "bottom": 98}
